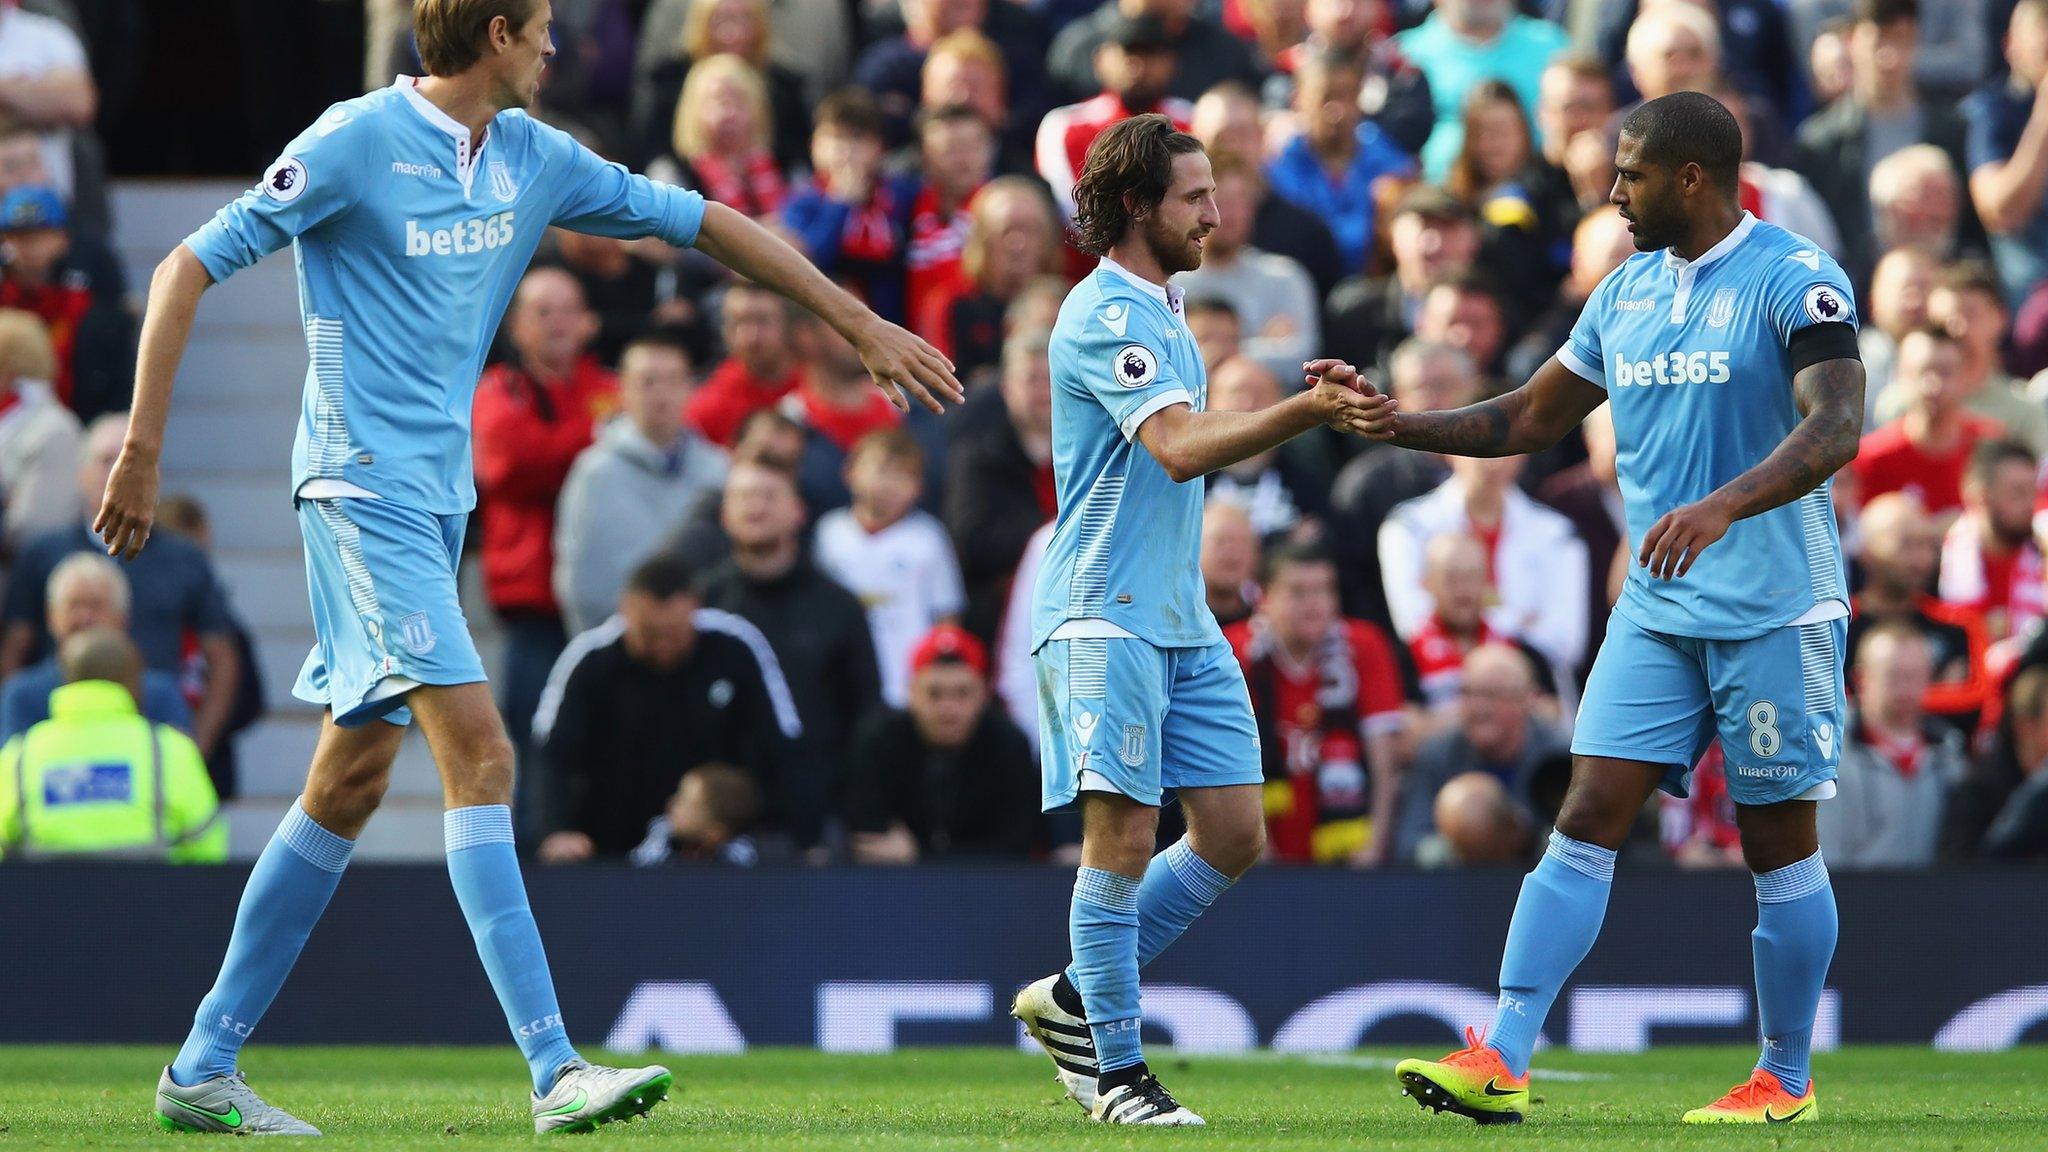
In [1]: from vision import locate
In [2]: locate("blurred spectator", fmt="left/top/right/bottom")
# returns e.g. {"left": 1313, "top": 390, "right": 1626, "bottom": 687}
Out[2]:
{"left": 1950, "top": 664, "right": 2048, "bottom": 859}
{"left": 1939, "top": 439, "right": 2043, "bottom": 649}
{"left": 153, "top": 494, "right": 263, "bottom": 802}
{"left": 1850, "top": 493, "right": 1993, "bottom": 728}
{"left": 1237, "top": 0, "right": 1311, "bottom": 67}
{"left": 1661, "top": 745, "right": 1746, "bottom": 867}
{"left": 472, "top": 267, "right": 616, "bottom": 772}
{"left": 853, "top": 0, "right": 1049, "bottom": 150}
{"left": 0, "top": 1, "right": 94, "bottom": 206}
{"left": 1425, "top": 771, "right": 1536, "bottom": 866}
{"left": 1264, "top": 49, "right": 1415, "bottom": 277}
{"left": 2011, "top": 279, "right": 2048, "bottom": 382}
{"left": 1507, "top": 206, "right": 1633, "bottom": 382}
{"left": 0, "top": 552, "right": 189, "bottom": 743}
{"left": 1328, "top": 339, "right": 1478, "bottom": 624}
{"left": 1, "top": 415, "right": 237, "bottom": 756}
{"left": 944, "top": 327, "right": 1056, "bottom": 644}
{"left": 1393, "top": 0, "right": 1568, "bottom": 182}
{"left": 686, "top": 281, "right": 805, "bottom": 447}
{"left": 783, "top": 90, "right": 916, "bottom": 325}
{"left": 0, "top": 628, "right": 224, "bottom": 864}
{"left": 1534, "top": 405, "right": 1623, "bottom": 686}
{"left": 844, "top": 623, "right": 1039, "bottom": 861}
{"left": 1414, "top": 269, "right": 1511, "bottom": 378}
{"left": 1323, "top": 186, "right": 1480, "bottom": 375}
{"left": 912, "top": 178, "right": 1065, "bottom": 382}
{"left": 995, "top": 518, "right": 1056, "bottom": 746}
{"left": 1204, "top": 357, "right": 1331, "bottom": 541}
{"left": 635, "top": 0, "right": 855, "bottom": 116}
{"left": 1710, "top": 83, "right": 1842, "bottom": 258}
{"left": 666, "top": 406, "right": 808, "bottom": 564}
{"left": 1395, "top": 643, "right": 1566, "bottom": 862}
{"left": 0, "top": 185, "right": 129, "bottom": 420}
{"left": 1175, "top": 158, "right": 1321, "bottom": 382}
{"left": 1870, "top": 145, "right": 1973, "bottom": 268}
{"left": 1047, "top": 0, "right": 1261, "bottom": 104}
{"left": 650, "top": 53, "right": 788, "bottom": 219}
{"left": 1534, "top": 54, "right": 1614, "bottom": 183}
{"left": 630, "top": 0, "right": 811, "bottom": 169}
{"left": 1808, "top": 18, "right": 1856, "bottom": 107}
{"left": 1186, "top": 296, "right": 1243, "bottom": 371}
{"left": 554, "top": 334, "right": 728, "bottom": 637}
{"left": 1823, "top": 623, "right": 1968, "bottom": 868}
{"left": 629, "top": 763, "right": 764, "bottom": 866}
{"left": 816, "top": 430, "right": 965, "bottom": 706}
{"left": 784, "top": 311, "right": 939, "bottom": 516}
{"left": 1792, "top": 0, "right": 1990, "bottom": 99}
{"left": 1791, "top": 0, "right": 1974, "bottom": 286}
{"left": 1201, "top": 501, "right": 1262, "bottom": 628}
{"left": 1381, "top": 452, "right": 1588, "bottom": 674}
{"left": 1443, "top": 82, "right": 1573, "bottom": 309}
{"left": 1859, "top": 247, "right": 1941, "bottom": 421}
{"left": 698, "top": 460, "right": 883, "bottom": 850}
{"left": 1264, "top": 0, "right": 1436, "bottom": 157}
{"left": 1882, "top": 262, "right": 2048, "bottom": 453}
{"left": 1963, "top": 0, "right": 2048, "bottom": 305}
{"left": 1601, "top": 0, "right": 1799, "bottom": 151}
{"left": 1853, "top": 325, "right": 2000, "bottom": 516}
{"left": 1037, "top": 12, "right": 1193, "bottom": 219}
{"left": 534, "top": 554, "right": 800, "bottom": 862}
{"left": 549, "top": 227, "right": 670, "bottom": 366}
{"left": 1226, "top": 542, "right": 1408, "bottom": 864}
{"left": 1188, "top": 81, "right": 1347, "bottom": 298}
{"left": 1409, "top": 534, "right": 1527, "bottom": 718}
{"left": 918, "top": 31, "right": 1031, "bottom": 170}
{"left": 0, "top": 306, "right": 75, "bottom": 544}
{"left": 902, "top": 105, "right": 996, "bottom": 342}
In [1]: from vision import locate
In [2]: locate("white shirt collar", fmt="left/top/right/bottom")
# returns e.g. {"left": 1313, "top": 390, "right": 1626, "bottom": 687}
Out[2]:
{"left": 1664, "top": 211, "right": 1758, "bottom": 275}
{"left": 1098, "top": 257, "right": 1185, "bottom": 314}
{"left": 393, "top": 75, "right": 470, "bottom": 141}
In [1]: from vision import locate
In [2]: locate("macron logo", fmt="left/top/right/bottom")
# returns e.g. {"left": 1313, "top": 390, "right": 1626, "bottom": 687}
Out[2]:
{"left": 1787, "top": 250, "right": 1821, "bottom": 271}
{"left": 1814, "top": 723, "right": 1836, "bottom": 758}
{"left": 391, "top": 160, "right": 444, "bottom": 179}
{"left": 405, "top": 211, "right": 514, "bottom": 257}
{"left": 1099, "top": 303, "right": 1130, "bottom": 338}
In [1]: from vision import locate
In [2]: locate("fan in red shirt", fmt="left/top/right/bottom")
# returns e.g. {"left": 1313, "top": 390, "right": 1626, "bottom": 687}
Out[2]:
{"left": 1225, "top": 543, "right": 1408, "bottom": 864}
{"left": 909, "top": 177, "right": 1067, "bottom": 384}
{"left": 685, "top": 281, "right": 806, "bottom": 447}
{"left": 1033, "top": 14, "right": 1194, "bottom": 220}
{"left": 0, "top": 186, "right": 91, "bottom": 410}
{"left": 903, "top": 105, "right": 995, "bottom": 343}
{"left": 1408, "top": 533, "right": 1517, "bottom": 712}
{"left": 1853, "top": 325, "right": 2001, "bottom": 517}
{"left": 1940, "top": 439, "right": 2046, "bottom": 681}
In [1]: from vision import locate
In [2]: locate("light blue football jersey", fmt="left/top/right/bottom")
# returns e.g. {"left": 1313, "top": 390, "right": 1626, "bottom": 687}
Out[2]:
{"left": 184, "top": 77, "right": 705, "bottom": 514}
{"left": 1030, "top": 260, "right": 1219, "bottom": 652}
{"left": 1557, "top": 213, "right": 1857, "bottom": 640}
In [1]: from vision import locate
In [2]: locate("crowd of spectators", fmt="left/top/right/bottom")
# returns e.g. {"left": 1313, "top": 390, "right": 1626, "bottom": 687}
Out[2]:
{"left": 8, "top": 0, "right": 2048, "bottom": 868}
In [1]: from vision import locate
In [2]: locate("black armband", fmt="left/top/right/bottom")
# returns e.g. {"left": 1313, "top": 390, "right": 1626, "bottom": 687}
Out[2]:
{"left": 1788, "top": 322, "right": 1860, "bottom": 374}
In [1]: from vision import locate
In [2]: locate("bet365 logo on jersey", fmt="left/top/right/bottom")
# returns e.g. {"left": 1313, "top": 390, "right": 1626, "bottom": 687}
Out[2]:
{"left": 1611, "top": 350, "right": 1731, "bottom": 389}
{"left": 405, "top": 211, "right": 515, "bottom": 257}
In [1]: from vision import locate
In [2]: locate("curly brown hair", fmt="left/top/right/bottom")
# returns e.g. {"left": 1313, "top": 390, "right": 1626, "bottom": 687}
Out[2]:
{"left": 1070, "top": 113, "right": 1205, "bottom": 258}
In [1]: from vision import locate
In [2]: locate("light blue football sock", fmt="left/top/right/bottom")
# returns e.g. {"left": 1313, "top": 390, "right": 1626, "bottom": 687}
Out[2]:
{"left": 445, "top": 805, "right": 579, "bottom": 1094}
{"left": 170, "top": 799, "right": 354, "bottom": 1086}
{"left": 1135, "top": 837, "right": 1235, "bottom": 966}
{"left": 1487, "top": 830, "right": 1617, "bottom": 1077}
{"left": 1752, "top": 850, "right": 1835, "bottom": 1096}
{"left": 1069, "top": 866, "right": 1144, "bottom": 1075}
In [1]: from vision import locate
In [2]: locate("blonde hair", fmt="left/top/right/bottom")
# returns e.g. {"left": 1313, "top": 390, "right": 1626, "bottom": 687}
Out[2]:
{"left": 673, "top": 53, "right": 772, "bottom": 161}
{"left": 0, "top": 308, "right": 56, "bottom": 381}
{"left": 681, "top": 0, "right": 771, "bottom": 66}
{"left": 1625, "top": 2, "right": 1721, "bottom": 71}
{"left": 962, "top": 177, "right": 1060, "bottom": 286}
{"left": 925, "top": 28, "right": 1006, "bottom": 78}
{"left": 412, "top": 0, "right": 543, "bottom": 77}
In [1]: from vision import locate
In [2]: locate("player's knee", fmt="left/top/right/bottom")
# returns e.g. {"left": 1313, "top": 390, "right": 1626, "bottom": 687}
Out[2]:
{"left": 1552, "top": 791, "right": 1632, "bottom": 852}
{"left": 442, "top": 731, "right": 517, "bottom": 807}
{"left": 308, "top": 756, "right": 392, "bottom": 827}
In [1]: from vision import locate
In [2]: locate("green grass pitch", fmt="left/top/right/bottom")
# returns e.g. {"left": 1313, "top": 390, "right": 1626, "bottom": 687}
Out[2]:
{"left": 2, "top": 1045, "right": 2042, "bottom": 1149}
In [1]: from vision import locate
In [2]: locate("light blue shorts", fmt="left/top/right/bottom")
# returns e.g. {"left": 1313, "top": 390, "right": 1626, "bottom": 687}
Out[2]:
{"left": 1572, "top": 610, "right": 1846, "bottom": 806}
{"left": 293, "top": 496, "right": 486, "bottom": 727}
{"left": 1035, "top": 637, "right": 1263, "bottom": 811}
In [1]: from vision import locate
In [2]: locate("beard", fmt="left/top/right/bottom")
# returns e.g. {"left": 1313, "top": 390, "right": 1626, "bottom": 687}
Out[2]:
{"left": 1140, "top": 212, "right": 1205, "bottom": 275}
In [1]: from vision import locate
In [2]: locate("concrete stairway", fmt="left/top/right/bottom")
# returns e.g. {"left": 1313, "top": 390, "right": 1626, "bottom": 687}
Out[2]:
{"left": 109, "top": 182, "right": 502, "bottom": 860}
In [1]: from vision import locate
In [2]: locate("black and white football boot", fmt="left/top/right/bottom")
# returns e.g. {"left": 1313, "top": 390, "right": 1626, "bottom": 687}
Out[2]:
{"left": 1011, "top": 972, "right": 1099, "bottom": 1113}
{"left": 1091, "top": 1071, "right": 1205, "bottom": 1126}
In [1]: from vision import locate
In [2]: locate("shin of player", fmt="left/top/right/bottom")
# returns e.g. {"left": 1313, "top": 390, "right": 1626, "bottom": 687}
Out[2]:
{"left": 1011, "top": 114, "right": 1386, "bottom": 1126}
{"left": 1370, "top": 91, "right": 1861, "bottom": 1125}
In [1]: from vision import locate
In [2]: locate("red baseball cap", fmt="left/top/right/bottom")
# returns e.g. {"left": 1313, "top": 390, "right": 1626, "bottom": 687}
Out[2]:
{"left": 909, "top": 624, "right": 989, "bottom": 680}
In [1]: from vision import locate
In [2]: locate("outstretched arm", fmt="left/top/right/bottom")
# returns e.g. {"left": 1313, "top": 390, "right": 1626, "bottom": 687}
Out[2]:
{"left": 1306, "top": 356, "right": 1606, "bottom": 458}
{"left": 693, "top": 203, "right": 962, "bottom": 414}
{"left": 1135, "top": 380, "right": 1382, "bottom": 484}
{"left": 1639, "top": 356, "right": 1864, "bottom": 579}
{"left": 95, "top": 246, "right": 213, "bottom": 559}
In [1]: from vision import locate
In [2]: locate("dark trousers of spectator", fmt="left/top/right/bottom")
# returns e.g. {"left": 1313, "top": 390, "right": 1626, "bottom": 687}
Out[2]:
{"left": 499, "top": 611, "right": 567, "bottom": 849}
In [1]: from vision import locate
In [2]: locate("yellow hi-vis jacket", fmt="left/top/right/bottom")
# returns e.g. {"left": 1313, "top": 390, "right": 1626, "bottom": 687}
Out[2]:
{"left": 0, "top": 679, "right": 227, "bottom": 862}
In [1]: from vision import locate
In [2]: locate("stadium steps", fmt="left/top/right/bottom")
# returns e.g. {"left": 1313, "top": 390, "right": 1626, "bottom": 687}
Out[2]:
{"left": 111, "top": 182, "right": 505, "bottom": 860}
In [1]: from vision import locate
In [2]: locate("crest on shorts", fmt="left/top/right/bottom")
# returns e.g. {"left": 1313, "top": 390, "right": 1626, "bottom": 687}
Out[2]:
{"left": 1119, "top": 724, "right": 1147, "bottom": 767}
{"left": 489, "top": 159, "right": 518, "bottom": 203}
{"left": 398, "top": 611, "right": 437, "bottom": 656}
{"left": 1706, "top": 287, "right": 1737, "bottom": 329}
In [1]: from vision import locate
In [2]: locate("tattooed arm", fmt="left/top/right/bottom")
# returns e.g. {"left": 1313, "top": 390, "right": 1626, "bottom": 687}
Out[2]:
{"left": 1638, "top": 356, "right": 1865, "bottom": 579}
{"left": 1309, "top": 356, "right": 1608, "bottom": 457}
